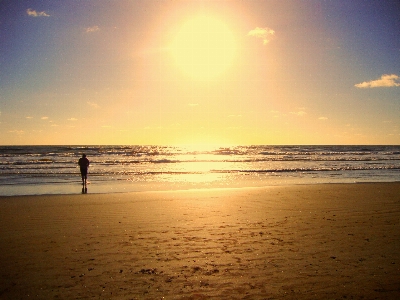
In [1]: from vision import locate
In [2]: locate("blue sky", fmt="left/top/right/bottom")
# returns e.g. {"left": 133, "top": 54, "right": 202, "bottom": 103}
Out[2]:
{"left": 1, "top": 0, "right": 399, "bottom": 145}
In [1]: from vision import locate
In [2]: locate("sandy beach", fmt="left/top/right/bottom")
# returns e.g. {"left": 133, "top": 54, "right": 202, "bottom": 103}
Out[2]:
{"left": 0, "top": 183, "right": 399, "bottom": 299}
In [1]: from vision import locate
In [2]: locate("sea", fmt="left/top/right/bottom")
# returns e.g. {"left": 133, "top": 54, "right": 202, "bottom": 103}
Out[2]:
{"left": 0, "top": 145, "right": 399, "bottom": 196}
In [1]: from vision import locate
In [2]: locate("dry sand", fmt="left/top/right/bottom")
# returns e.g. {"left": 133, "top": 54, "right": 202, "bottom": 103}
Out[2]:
{"left": 0, "top": 183, "right": 399, "bottom": 299}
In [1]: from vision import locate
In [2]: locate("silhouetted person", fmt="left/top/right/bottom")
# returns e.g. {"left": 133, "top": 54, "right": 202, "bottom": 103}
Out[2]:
{"left": 78, "top": 154, "right": 90, "bottom": 188}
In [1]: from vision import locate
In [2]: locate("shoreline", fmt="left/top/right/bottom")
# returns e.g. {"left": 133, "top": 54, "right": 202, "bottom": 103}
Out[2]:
{"left": 1, "top": 179, "right": 400, "bottom": 197}
{"left": 1, "top": 182, "right": 399, "bottom": 299}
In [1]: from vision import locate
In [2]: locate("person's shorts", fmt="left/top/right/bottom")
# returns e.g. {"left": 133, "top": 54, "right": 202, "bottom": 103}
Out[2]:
{"left": 80, "top": 168, "right": 88, "bottom": 176}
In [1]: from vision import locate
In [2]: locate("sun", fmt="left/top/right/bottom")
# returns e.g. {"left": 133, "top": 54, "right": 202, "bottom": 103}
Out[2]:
{"left": 170, "top": 15, "right": 237, "bottom": 80}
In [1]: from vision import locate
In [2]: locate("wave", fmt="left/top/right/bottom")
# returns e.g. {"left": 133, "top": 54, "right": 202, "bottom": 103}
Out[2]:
{"left": 2, "top": 165, "right": 399, "bottom": 177}
{"left": 1, "top": 157, "right": 399, "bottom": 168}
{"left": 1, "top": 146, "right": 399, "bottom": 188}
{"left": 2, "top": 145, "right": 400, "bottom": 154}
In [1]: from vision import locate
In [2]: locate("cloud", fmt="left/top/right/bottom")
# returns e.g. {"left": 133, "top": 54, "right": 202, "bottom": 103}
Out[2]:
{"left": 248, "top": 27, "right": 275, "bottom": 45}
{"left": 188, "top": 103, "right": 199, "bottom": 107}
{"left": 318, "top": 117, "right": 328, "bottom": 120}
{"left": 26, "top": 116, "right": 33, "bottom": 119}
{"left": 9, "top": 130, "right": 24, "bottom": 135}
{"left": 41, "top": 116, "right": 49, "bottom": 120}
{"left": 27, "top": 8, "right": 50, "bottom": 17}
{"left": 85, "top": 26, "right": 100, "bottom": 33}
{"left": 355, "top": 74, "right": 400, "bottom": 88}
{"left": 68, "top": 118, "right": 78, "bottom": 121}
{"left": 290, "top": 111, "right": 307, "bottom": 116}
{"left": 87, "top": 101, "right": 99, "bottom": 108}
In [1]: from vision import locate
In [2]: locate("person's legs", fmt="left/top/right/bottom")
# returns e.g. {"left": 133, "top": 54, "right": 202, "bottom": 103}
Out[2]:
{"left": 80, "top": 168, "right": 87, "bottom": 186}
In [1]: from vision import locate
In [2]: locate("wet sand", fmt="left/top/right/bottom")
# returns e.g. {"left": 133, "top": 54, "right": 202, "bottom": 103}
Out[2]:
{"left": 0, "top": 183, "right": 399, "bottom": 299}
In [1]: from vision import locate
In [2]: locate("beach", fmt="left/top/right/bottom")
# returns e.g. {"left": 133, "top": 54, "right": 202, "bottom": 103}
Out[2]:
{"left": 0, "top": 183, "right": 399, "bottom": 299}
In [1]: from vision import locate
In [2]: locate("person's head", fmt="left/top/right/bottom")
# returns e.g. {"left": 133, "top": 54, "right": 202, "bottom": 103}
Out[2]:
{"left": 82, "top": 154, "right": 86, "bottom": 158}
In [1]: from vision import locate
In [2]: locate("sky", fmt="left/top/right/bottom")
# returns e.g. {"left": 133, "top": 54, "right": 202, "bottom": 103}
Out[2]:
{"left": 0, "top": 0, "right": 399, "bottom": 146}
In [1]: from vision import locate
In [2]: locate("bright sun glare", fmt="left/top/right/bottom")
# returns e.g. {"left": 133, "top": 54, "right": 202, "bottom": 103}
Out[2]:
{"left": 171, "top": 15, "right": 236, "bottom": 80}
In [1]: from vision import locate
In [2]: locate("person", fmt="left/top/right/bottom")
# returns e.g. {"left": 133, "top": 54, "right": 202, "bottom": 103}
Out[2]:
{"left": 78, "top": 154, "right": 90, "bottom": 187}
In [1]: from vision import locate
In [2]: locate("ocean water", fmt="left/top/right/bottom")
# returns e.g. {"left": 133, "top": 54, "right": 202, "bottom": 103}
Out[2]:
{"left": 0, "top": 145, "right": 399, "bottom": 196}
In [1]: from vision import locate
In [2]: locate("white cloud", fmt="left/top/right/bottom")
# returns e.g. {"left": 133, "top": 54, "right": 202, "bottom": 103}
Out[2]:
{"left": 355, "top": 74, "right": 400, "bottom": 88}
{"left": 248, "top": 27, "right": 275, "bottom": 45}
{"left": 290, "top": 111, "right": 307, "bottom": 116}
{"left": 318, "top": 117, "right": 328, "bottom": 120}
{"left": 87, "top": 101, "right": 99, "bottom": 108}
{"left": 85, "top": 26, "right": 100, "bottom": 33}
{"left": 26, "top": 116, "right": 33, "bottom": 119}
{"left": 9, "top": 130, "right": 24, "bottom": 135}
{"left": 41, "top": 116, "right": 49, "bottom": 120}
{"left": 27, "top": 8, "right": 50, "bottom": 17}
{"left": 68, "top": 118, "right": 78, "bottom": 121}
